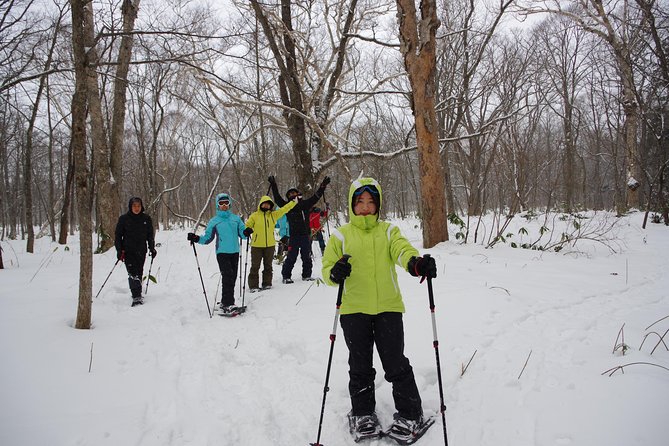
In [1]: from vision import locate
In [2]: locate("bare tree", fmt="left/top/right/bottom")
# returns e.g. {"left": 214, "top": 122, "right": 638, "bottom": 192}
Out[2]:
{"left": 395, "top": 0, "right": 447, "bottom": 247}
{"left": 523, "top": 0, "right": 645, "bottom": 211}
{"left": 249, "top": 0, "right": 314, "bottom": 191}
{"left": 71, "top": 0, "right": 94, "bottom": 329}
{"left": 23, "top": 5, "right": 65, "bottom": 253}
{"left": 88, "top": 0, "right": 141, "bottom": 253}
{"left": 535, "top": 16, "right": 591, "bottom": 212}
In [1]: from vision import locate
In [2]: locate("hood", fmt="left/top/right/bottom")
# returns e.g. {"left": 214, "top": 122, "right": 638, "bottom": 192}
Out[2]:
{"left": 348, "top": 177, "right": 382, "bottom": 230}
{"left": 257, "top": 195, "right": 274, "bottom": 211}
{"left": 127, "top": 197, "right": 145, "bottom": 213}
{"left": 215, "top": 193, "right": 232, "bottom": 208}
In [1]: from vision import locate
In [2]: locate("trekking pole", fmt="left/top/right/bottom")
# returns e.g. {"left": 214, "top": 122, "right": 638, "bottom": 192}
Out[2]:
{"left": 144, "top": 255, "right": 154, "bottom": 295}
{"left": 424, "top": 254, "right": 448, "bottom": 446}
{"left": 190, "top": 241, "right": 212, "bottom": 318}
{"left": 94, "top": 259, "right": 120, "bottom": 299}
{"left": 238, "top": 237, "right": 243, "bottom": 300}
{"left": 310, "top": 254, "right": 350, "bottom": 446}
{"left": 322, "top": 191, "right": 331, "bottom": 238}
{"left": 241, "top": 237, "right": 250, "bottom": 307}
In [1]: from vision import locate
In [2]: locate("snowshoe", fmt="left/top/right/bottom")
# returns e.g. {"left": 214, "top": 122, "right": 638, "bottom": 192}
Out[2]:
{"left": 302, "top": 277, "right": 316, "bottom": 281}
{"left": 261, "top": 285, "right": 272, "bottom": 291}
{"left": 384, "top": 414, "right": 435, "bottom": 445}
{"left": 219, "top": 305, "right": 240, "bottom": 317}
{"left": 348, "top": 412, "right": 383, "bottom": 443}
{"left": 249, "top": 288, "right": 261, "bottom": 293}
{"left": 218, "top": 305, "right": 247, "bottom": 317}
{"left": 131, "top": 297, "right": 144, "bottom": 307}
{"left": 282, "top": 278, "right": 294, "bottom": 284}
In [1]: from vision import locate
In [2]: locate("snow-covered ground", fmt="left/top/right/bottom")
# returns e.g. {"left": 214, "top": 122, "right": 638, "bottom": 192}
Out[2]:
{"left": 1, "top": 211, "right": 668, "bottom": 446}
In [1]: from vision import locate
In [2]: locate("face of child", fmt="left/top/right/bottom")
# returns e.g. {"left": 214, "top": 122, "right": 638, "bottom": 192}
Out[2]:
{"left": 131, "top": 202, "right": 142, "bottom": 214}
{"left": 218, "top": 200, "right": 230, "bottom": 210}
{"left": 353, "top": 191, "right": 377, "bottom": 216}
{"left": 260, "top": 202, "right": 271, "bottom": 211}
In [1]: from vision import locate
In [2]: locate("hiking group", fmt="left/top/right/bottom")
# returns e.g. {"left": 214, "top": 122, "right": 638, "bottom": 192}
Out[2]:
{"left": 112, "top": 176, "right": 439, "bottom": 444}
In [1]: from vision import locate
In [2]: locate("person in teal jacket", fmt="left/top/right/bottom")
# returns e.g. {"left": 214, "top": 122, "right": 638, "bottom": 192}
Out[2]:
{"left": 321, "top": 178, "right": 437, "bottom": 443}
{"left": 276, "top": 213, "right": 290, "bottom": 261}
{"left": 187, "top": 193, "right": 250, "bottom": 314}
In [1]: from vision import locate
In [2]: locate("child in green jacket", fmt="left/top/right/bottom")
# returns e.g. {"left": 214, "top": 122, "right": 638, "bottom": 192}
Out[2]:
{"left": 321, "top": 177, "right": 437, "bottom": 443}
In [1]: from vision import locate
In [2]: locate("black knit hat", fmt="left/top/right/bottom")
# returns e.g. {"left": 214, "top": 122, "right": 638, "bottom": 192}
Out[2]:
{"left": 286, "top": 188, "right": 300, "bottom": 199}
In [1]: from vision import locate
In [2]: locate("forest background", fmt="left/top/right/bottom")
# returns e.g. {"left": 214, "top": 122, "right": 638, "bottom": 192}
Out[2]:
{"left": 0, "top": 0, "right": 668, "bottom": 325}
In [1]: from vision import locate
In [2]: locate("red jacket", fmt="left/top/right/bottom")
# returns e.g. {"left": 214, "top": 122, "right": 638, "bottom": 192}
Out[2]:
{"left": 309, "top": 209, "right": 328, "bottom": 232}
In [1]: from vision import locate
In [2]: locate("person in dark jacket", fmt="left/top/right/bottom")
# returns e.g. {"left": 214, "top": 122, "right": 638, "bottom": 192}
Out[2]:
{"left": 268, "top": 175, "right": 330, "bottom": 283}
{"left": 115, "top": 197, "right": 156, "bottom": 306}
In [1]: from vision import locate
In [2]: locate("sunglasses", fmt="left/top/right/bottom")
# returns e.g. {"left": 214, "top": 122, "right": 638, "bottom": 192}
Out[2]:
{"left": 353, "top": 185, "right": 379, "bottom": 197}
{"left": 218, "top": 200, "right": 230, "bottom": 205}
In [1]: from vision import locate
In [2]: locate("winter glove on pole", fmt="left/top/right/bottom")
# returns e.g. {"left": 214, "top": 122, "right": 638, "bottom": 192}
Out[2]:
{"left": 242, "top": 227, "right": 253, "bottom": 237}
{"left": 95, "top": 259, "right": 120, "bottom": 299}
{"left": 423, "top": 254, "right": 448, "bottom": 445}
{"left": 329, "top": 256, "right": 352, "bottom": 284}
{"left": 149, "top": 248, "right": 157, "bottom": 258}
{"left": 187, "top": 232, "right": 200, "bottom": 243}
{"left": 117, "top": 250, "right": 125, "bottom": 262}
{"left": 311, "top": 254, "right": 350, "bottom": 446}
{"left": 408, "top": 255, "right": 437, "bottom": 282}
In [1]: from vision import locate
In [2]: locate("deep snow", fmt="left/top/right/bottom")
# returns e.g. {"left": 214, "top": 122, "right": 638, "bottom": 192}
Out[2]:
{"left": 1, "top": 211, "right": 668, "bottom": 446}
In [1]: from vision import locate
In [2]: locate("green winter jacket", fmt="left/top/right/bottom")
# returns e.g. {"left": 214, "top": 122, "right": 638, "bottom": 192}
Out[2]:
{"left": 245, "top": 196, "right": 296, "bottom": 248}
{"left": 321, "top": 178, "right": 419, "bottom": 315}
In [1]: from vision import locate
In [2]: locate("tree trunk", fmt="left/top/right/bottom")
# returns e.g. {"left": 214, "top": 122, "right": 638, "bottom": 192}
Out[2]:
{"left": 396, "top": 0, "right": 448, "bottom": 248}
{"left": 59, "top": 140, "right": 75, "bottom": 244}
{"left": 109, "top": 0, "right": 141, "bottom": 223}
{"left": 71, "top": 0, "right": 94, "bottom": 330}
{"left": 47, "top": 77, "right": 56, "bottom": 241}
{"left": 79, "top": 0, "right": 114, "bottom": 253}
{"left": 250, "top": 0, "right": 314, "bottom": 192}
{"left": 89, "top": 0, "right": 140, "bottom": 253}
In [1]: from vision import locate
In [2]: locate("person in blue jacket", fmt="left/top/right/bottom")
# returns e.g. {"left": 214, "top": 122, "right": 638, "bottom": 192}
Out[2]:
{"left": 276, "top": 213, "right": 290, "bottom": 261}
{"left": 187, "top": 193, "right": 251, "bottom": 314}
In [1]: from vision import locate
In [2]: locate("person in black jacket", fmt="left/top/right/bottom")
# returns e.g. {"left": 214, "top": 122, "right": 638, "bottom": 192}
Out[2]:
{"left": 268, "top": 175, "right": 330, "bottom": 283}
{"left": 114, "top": 197, "right": 156, "bottom": 306}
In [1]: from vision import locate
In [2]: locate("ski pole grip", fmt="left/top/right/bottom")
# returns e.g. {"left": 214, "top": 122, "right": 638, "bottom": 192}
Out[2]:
{"left": 334, "top": 255, "right": 351, "bottom": 308}
{"left": 424, "top": 253, "right": 436, "bottom": 309}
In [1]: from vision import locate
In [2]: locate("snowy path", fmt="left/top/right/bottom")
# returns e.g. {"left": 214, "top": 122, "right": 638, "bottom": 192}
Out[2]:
{"left": 1, "top": 214, "right": 668, "bottom": 446}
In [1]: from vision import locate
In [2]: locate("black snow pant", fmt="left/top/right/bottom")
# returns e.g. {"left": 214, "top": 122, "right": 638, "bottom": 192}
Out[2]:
{"left": 281, "top": 233, "right": 313, "bottom": 280}
{"left": 124, "top": 251, "right": 146, "bottom": 298}
{"left": 340, "top": 312, "right": 423, "bottom": 420}
{"left": 216, "top": 253, "right": 239, "bottom": 307}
